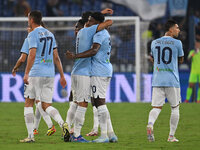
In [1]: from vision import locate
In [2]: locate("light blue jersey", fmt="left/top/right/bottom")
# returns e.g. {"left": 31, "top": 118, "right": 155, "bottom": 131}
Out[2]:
{"left": 151, "top": 36, "right": 184, "bottom": 87}
{"left": 71, "top": 24, "right": 98, "bottom": 76}
{"left": 27, "top": 26, "right": 57, "bottom": 77}
{"left": 20, "top": 38, "right": 29, "bottom": 54}
{"left": 91, "top": 29, "right": 112, "bottom": 77}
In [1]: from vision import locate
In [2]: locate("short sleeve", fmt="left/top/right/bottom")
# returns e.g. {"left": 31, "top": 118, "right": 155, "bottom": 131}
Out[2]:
{"left": 20, "top": 38, "right": 29, "bottom": 54}
{"left": 52, "top": 34, "right": 57, "bottom": 49}
{"left": 177, "top": 40, "right": 184, "bottom": 57}
{"left": 28, "top": 31, "right": 37, "bottom": 49}
{"left": 150, "top": 40, "right": 155, "bottom": 56}
{"left": 93, "top": 31, "right": 104, "bottom": 45}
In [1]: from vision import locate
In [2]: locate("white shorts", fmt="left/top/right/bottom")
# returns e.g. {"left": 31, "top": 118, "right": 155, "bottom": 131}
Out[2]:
{"left": 24, "top": 77, "right": 54, "bottom": 103}
{"left": 71, "top": 75, "right": 91, "bottom": 102}
{"left": 91, "top": 76, "right": 111, "bottom": 99}
{"left": 151, "top": 87, "right": 181, "bottom": 107}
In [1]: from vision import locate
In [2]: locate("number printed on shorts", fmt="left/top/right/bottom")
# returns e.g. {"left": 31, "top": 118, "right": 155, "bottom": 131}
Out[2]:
{"left": 155, "top": 46, "right": 172, "bottom": 64}
{"left": 92, "top": 85, "right": 96, "bottom": 93}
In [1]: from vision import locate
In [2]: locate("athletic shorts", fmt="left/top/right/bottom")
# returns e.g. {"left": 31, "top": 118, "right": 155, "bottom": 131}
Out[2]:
{"left": 151, "top": 87, "right": 181, "bottom": 107}
{"left": 71, "top": 75, "right": 90, "bottom": 102}
{"left": 189, "top": 73, "right": 200, "bottom": 83}
{"left": 91, "top": 76, "right": 111, "bottom": 99}
{"left": 24, "top": 77, "right": 54, "bottom": 103}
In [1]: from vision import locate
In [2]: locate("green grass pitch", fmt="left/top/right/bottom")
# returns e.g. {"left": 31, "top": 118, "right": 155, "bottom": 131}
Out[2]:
{"left": 0, "top": 102, "right": 200, "bottom": 150}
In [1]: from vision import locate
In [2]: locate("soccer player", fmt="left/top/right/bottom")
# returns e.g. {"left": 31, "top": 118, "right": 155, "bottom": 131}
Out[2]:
{"left": 147, "top": 20, "right": 184, "bottom": 142}
{"left": 20, "top": 10, "right": 69, "bottom": 143}
{"left": 66, "top": 12, "right": 99, "bottom": 137}
{"left": 65, "top": 10, "right": 113, "bottom": 142}
{"left": 66, "top": 11, "right": 117, "bottom": 143}
{"left": 12, "top": 26, "right": 56, "bottom": 136}
{"left": 185, "top": 40, "right": 200, "bottom": 103}
{"left": 65, "top": 19, "right": 85, "bottom": 134}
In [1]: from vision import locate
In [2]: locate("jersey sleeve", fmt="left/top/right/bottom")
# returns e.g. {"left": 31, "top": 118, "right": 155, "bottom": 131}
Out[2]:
{"left": 28, "top": 31, "right": 37, "bottom": 49}
{"left": 150, "top": 40, "right": 155, "bottom": 57}
{"left": 52, "top": 34, "right": 57, "bottom": 49}
{"left": 188, "top": 50, "right": 195, "bottom": 58}
{"left": 20, "top": 38, "right": 29, "bottom": 54}
{"left": 177, "top": 40, "right": 184, "bottom": 57}
{"left": 93, "top": 31, "right": 104, "bottom": 45}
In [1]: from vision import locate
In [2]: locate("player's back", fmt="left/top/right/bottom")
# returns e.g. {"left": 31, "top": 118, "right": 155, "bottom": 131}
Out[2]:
{"left": 72, "top": 24, "right": 98, "bottom": 76}
{"left": 91, "top": 29, "right": 112, "bottom": 77}
{"left": 151, "top": 36, "right": 184, "bottom": 87}
{"left": 28, "top": 26, "right": 57, "bottom": 77}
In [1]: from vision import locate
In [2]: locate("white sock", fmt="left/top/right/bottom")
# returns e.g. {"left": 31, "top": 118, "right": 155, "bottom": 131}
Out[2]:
{"left": 148, "top": 108, "right": 161, "bottom": 127}
{"left": 107, "top": 110, "right": 115, "bottom": 137}
{"left": 24, "top": 107, "right": 34, "bottom": 138}
{"left": 97, "top": 105, "right": 108, "bottom": 138}
{"left": 37, "top": 102, "right": 53, "bottom": 129}
{"left": 66, "top": 102, "right": 78, "bottom": 130}
{"left": 45, "top": 106, "right": 64, "bottom": 128}
{"left": 169, "top": 106, "right": 179, "bottom": 136}
{"left": 92, "top": 106, "right": 99, "bottom": 132}
{"left": 74, "top": 106, "right": 87, "bottom": 137}
{"left": 33, "top": 103, "right": 41, "bottom": 130}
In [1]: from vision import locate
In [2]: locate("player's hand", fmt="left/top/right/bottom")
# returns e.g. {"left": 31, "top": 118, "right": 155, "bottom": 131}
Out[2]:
{"left": 23, "top": 74, "right": 29, "bottom": 84}
{"left": 101, "top": 8, "right": 113, "bottom": 15}
{"left": 12, "top": 68, "right": 18, "bottom": 77}
{"left": 60, "top": 76, "right": 67, "bottom": 88}
{"left": 65, "top": 50, "right": 76, "bottom": 59}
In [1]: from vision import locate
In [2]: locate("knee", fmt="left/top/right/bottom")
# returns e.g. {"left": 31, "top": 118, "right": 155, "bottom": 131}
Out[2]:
{"left": 171, "top": 106, "right": 179, "bottom": 114}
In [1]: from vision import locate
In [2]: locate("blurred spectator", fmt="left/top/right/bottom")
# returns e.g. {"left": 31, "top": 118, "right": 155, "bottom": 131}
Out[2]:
{"left": 14, "top": 0, "right": 31, "bottom": 17}
{"left": 46, "top": 0, "right": 64, "bottom": 16}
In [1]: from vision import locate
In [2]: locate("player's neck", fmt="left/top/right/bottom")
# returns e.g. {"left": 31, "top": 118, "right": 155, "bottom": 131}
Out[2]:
{"left": 31, "top": 24, "right": 40, "bottom": 30}
{"left": 164, "top": 32, "right": 173, "bottom": 38}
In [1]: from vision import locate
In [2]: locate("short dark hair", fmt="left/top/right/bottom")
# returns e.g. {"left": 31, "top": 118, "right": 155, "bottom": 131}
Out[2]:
{"left": 81, "top": 11, "right": 93, "bottom": 24}
{"left": 164, "top": 19, "right": 177, "bottom": 32}
{"left": 91, "top": 12, "right": 105, "bottom": 23}
{"left": 29, "top": 10, "right": 42, "bottom": 25}
{"left": 77, "top": 19, "right": 85, "bottom": 27}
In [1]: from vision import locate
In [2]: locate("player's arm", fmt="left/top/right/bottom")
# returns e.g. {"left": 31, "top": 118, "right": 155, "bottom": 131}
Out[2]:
{"left": 24, "top": 48, "right": 36, "bottom": 84}
{"left": 101, "top": 8, "right": 113, "bottom": 15}
{"left": 53, "top": 49, "right": 67, "bottom": 88}
{"left": 178, "top": 56, "right": 184, "bottom": 64}
{"left": 12, "top": 53, "right": 27, "bottom": 76}
{"left": 149, "top": 55, "right": 154, "bottom": 63}
{"left": 97, "top": 20, "right": 113, "bottom": 31}
{"left": 66, "top": 43, "right": 100, "bottom": 59}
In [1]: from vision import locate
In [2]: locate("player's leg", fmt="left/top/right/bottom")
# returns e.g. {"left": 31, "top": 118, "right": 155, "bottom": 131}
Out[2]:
{"left": 20, "top": 77, "right": 35, "bottom": 143}
{"left": 39, "top": 77, "right": 70, "bottom": 141}
{"left": 147, "top": 87, "right": 165, "bottom": 142}
{"left": 185, "top": 73, "right": 197, "bottom": 103}
{"left": 197, "top": 75, "right": 200, "bottom": 103}
{"left": 86, "top": 97, "right": 99, "bottom": 136}
{"left": 197, "top": 83, "right": 200, "bottom": 103}
{"left": 66, "top": 90, "right": 78, "bottom": 133}
{"left": 166, "top": 87, "right": 181, "bottom": 142}
{"left": 71, "top": 75, "right": 90, "bottom": 143}
{"left": 35, "top": 100, "right": 55, "bottom": 136}
{"left": 33, "top": 100, "right": 41, "bottom": 135}
{"left": 91, "top": 76, "right": 116, "bottom": 143}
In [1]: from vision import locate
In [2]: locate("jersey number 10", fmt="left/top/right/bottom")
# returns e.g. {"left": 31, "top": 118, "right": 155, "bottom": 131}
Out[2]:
{"left": 155, "top": 46, "right": 172, "bottom": 64}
